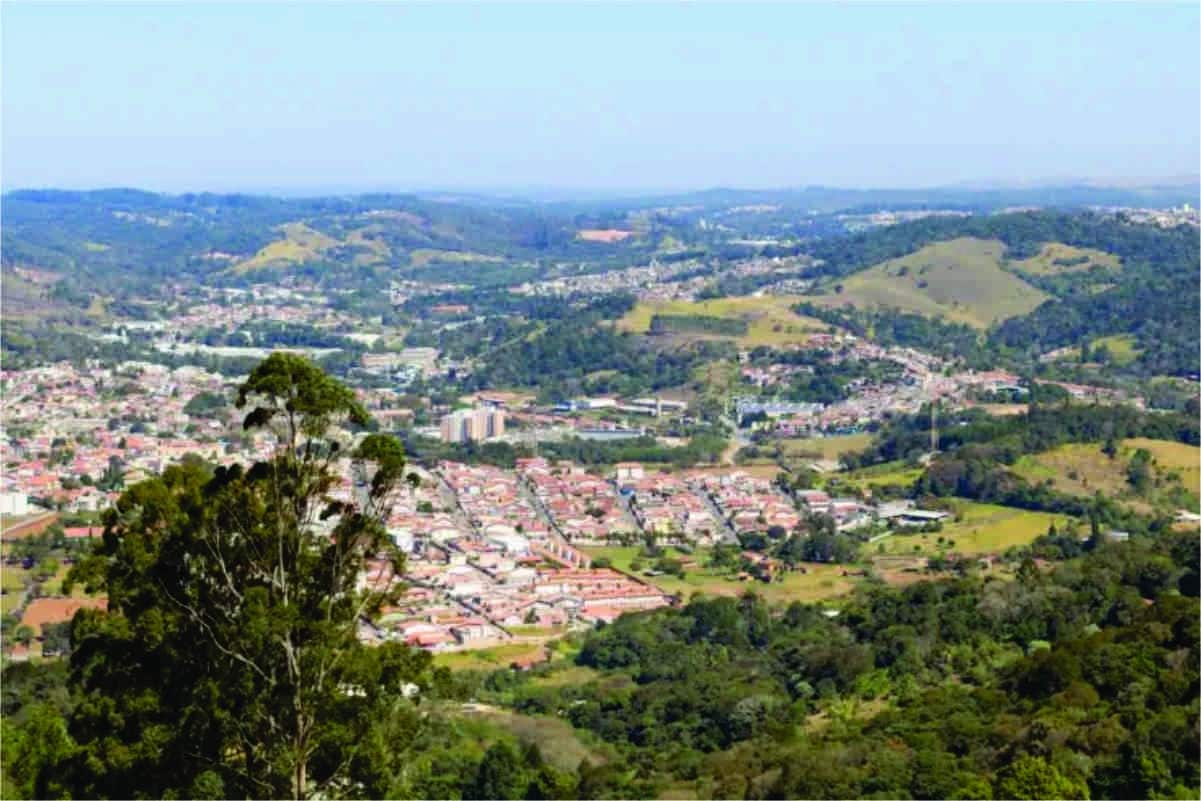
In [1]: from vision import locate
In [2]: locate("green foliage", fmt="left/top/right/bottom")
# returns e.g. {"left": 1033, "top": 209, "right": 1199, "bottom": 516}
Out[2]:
{"left": 487, "top": 530, "right": 1199, "bottom": 799}
{"left": 805, "top": 211, "right": 1199, "bottom": 375}
{"left": 995, "top": 755, "right": 1089, "bottom": 800}
{"left": 182, "top": 390, "right": 227, "bottom": 418}
{"left": 46, "top": 357, "right": 432, "bottom": 798}
{"left": 847, "top": 402, "right": 1198, "bottom": 472}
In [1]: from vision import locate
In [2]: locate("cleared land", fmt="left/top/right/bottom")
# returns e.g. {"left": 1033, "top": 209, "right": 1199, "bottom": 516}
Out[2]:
{"left": 583, "top": 545, "right": 861, "bottom": 604}
{"left": 778, "top": 433, "right": 873, "bottom": 461}
{"left": 617, "top": 296, "right": 830, "bottom": 347}
{"left": 1090, "top": 334, "right": 1141, "bottom": 366}
{"left": 433, "top": 642, "right": 550, "bottom": 672}
{"left": 1013, "top": 439, "right": 1199, "bottom": 508}
{"left": 809, "top": 238, "right": 1049, "bottom": 328}
{"left": 877, "top": 501, "right": 1068, "bottom": 556}
{"left": 232, "top": 222, "right": 339, "bottom": 273}
{"left": 1013, "top": 442, "right": 1131, "bottom": 498}
{"left": 1125, "top": 438, "right": 1201, "bottom": 495}
{"left": 1010, "top": 242, "right": 1121, "bottom": 275}
{"left": 344, "top": 226, "right": 393, "bottom": 265}
{"left": 578, "top": 229, "right": 634, "bottom": 243}
{"left": 408, "top": 249, "right": 503, "bottom": 268}
{"left": 842, "top": 461, "right": 924, "bottom": 492}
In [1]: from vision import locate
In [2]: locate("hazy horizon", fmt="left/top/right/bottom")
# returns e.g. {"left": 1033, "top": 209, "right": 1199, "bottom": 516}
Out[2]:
{"left": 4, "top": 2, "right": 1199, "bottom": 193}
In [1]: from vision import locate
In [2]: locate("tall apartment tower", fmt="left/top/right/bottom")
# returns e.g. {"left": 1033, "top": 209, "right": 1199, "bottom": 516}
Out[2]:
{"left": 440, "top": 406, "right": 506, "bottom": 443}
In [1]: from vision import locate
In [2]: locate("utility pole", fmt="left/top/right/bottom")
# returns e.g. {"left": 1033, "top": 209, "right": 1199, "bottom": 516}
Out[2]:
{"left": 930, "top": 399, "right": 939, "bottom": 454}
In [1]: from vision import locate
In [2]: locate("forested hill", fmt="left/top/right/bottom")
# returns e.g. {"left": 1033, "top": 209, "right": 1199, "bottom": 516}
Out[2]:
{"left": 805, "top": 211, "right": 1200, "bottom": 376}
{"left": 0, "top": 189, "right": 656, "bottom": 292}
{"left": 807, "top": 210, "right": 1197, "bottom": 279}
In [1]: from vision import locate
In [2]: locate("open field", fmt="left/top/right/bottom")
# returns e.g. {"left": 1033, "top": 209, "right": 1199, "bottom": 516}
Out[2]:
{"left": 870, "top": 555, "right": 944, "bottom": 587}
{"left": 577, "top": 228, "right": 634, "bottom": 243}
{"left": 1013, "top": 438, "right": 1199, "bottom": 509}
{"left": 617, "top": 295, "right": 830, "bottom": 347}
{"left": 344, "top": 226, "right": 392, "bottom": 265}
{"left": 433, "top": 642, "right": 550, "bottom": 672}
{"left": 777, "top": 433, "right": 873, "bottom": 461}
{"left": 408, "top": 248, "right": 503, "bottom": 268}
{"left": 525, "top": 663, "right": 603, "bottom": 688}
{"left": 809, "top": 238, "right": 1049, "bottom": 328}
{"left": 1125, "top": 438, "right": 1201, "bottom": 494}
{"left": 842, "top": 461, "right": 924, "bottom": 491}
{"left": 582, "top": 545, "right": 861, "bottom": 604}
{"left": 39, "top": 563, "right": 90, "bottom": 598}
{"left": 685, "top": 464, "right": 784, "bottom": 481}
{"left": 1, "top": 592, "right": 23, "bottom": 615}
{"left": 232, "top": 222, "right": 339, "bottom": 273}
{"left": 1013, "top": 442, "right": 1130, "bottom": 498}
{"left": 1091, "top": 334, "right": 1141, "bottom": 366}
{"left": 966, "top": 402, "right": 1029, "bottom": 417}
{"left": 1010, "top": 242, "right": 1121, "bottom": 275}
{"left": 877, "top": 501, "right": 1068, "bottom": 556}
{"left": 1, "top": 566, "right": 29, "bottom": 593}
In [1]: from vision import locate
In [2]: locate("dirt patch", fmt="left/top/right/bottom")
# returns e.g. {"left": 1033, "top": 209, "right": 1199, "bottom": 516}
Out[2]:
{"left": 578, "top": 229, "right": 633, "bottom": 243}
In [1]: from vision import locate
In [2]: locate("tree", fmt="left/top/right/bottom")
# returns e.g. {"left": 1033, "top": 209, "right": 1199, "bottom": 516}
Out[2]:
{"left": 995, "top": 755, "right": 1088, "bottom": 799}
{"left": 1126, "top": 448, "right": 1153, "bottom": 494}
{"left": 61, "top": 354, "right": 429, "bottom": 799}
{"left": 469, "top": 741, "right": 527, "bottom": 800}
{"left": 97, "top": 454, "right": 126, "bottom": 491}
{"left": 1, "top": 703, "right": 76, "bottom": 799}
{"left": 1102, "top": 436, "right": 1118, "bottom": 459}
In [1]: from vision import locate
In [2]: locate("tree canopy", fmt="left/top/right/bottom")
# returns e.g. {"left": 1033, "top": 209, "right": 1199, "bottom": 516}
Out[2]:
{"left": 55, "top": 354, "right": 430, "bottom": 799}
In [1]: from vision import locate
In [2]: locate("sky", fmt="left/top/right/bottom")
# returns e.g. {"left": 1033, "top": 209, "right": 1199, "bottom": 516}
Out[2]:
{"left": 3, "top": 2, "right": 1199, "bottom": 194}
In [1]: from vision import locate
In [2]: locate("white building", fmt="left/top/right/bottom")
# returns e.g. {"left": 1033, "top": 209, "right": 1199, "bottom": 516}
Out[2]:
{"left": 0, "top": 493, "right": 31, "bottom": 516}
{"left": 440, "top": 407, "right": 506, "bottom": 443}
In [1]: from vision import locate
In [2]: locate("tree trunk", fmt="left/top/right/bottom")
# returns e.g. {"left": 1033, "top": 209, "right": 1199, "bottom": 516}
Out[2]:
{"left": 293, "top": 751, "right": 305, "bottom": 801}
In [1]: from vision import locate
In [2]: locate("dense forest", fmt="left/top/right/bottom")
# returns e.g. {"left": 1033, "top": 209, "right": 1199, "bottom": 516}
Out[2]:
{"left": 476, "top": 528, "right": 1199, "bottom": 800}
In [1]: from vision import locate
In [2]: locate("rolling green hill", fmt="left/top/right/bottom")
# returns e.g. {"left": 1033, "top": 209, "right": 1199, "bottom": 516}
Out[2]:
{"left": 1009, "top": 241, "right": 1121, "bottom": 275}
{"left": 229, "top": 222, "right": 341, "bottom": 273}
{"left": 617, "top": 295, "right": 830, "bottom": 346}
{"left": 810, "top": 237, "right": 1049, "bottom": 328}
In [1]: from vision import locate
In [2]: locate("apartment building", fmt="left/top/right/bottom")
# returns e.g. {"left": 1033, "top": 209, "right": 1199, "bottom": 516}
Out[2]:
{"left": 440, "top": 406, "right": 506, "bottom": 443}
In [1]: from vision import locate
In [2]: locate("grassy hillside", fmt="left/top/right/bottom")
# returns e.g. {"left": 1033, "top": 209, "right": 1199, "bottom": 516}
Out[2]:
{"left": 1012, "top": 438, "right": 1200, "bottom": 511}
{"left": 809, "top": 238, "right": 1049, "bottom": 328}
{"left": 876, "top": 501, "right": 1067, "bottom": 556}
{"left": 1010, "top": 242, "right": 1121, "bottom": 275}
{"left": 1090, "top": 333, "right": 1141, "bottom": 365}
{"left": 582, "top": 545, "right": 863, "bottom": 604}
{"left": 1125, "top": 437, "right": 1201, "bottom": 495}
{"left": 231, "top": 222, "right": 340, "bottom": 273}
{"left": 617, "top": 295, "right": 829, "bottom": 347}
{"left": 408, "top": 248, "right": 502, "bottom": 268}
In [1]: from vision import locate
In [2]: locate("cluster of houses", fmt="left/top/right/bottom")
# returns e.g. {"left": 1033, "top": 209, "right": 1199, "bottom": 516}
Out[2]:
{"left": 437, "top": 462, "right": 548, "bottom": 545}
{"left": 517, "top": 458, "right": 636, "bottom": 543}
{"left": 363, "top": 461, "right": 671, "bottom": 650}
{"left": 0, "top": 359, "right": 434, "bottom": 516}
{"left": 622, "top": 468, "right": 720, "bottom": 542}
{"left": 1, "top": 362, "right": 252, "bottom": 512}
{"left": 737, "top": 335, "right": 1035, "bottom": 438}
{"left": 693, "top": 471, "right": 801, "bottom": 536}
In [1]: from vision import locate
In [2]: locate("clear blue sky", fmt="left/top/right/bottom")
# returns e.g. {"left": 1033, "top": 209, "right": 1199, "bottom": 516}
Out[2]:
{"left": 3, "top": 2, "right": 1198, "bottom": 193}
